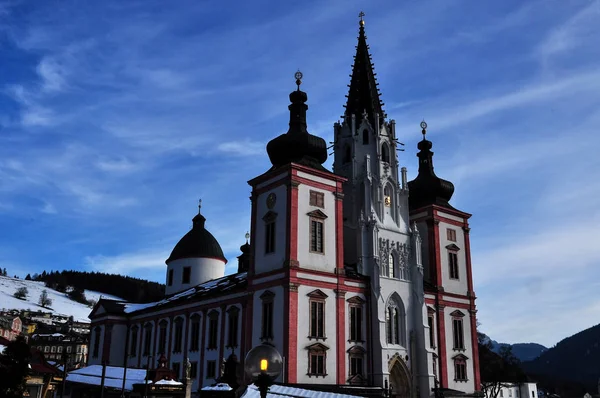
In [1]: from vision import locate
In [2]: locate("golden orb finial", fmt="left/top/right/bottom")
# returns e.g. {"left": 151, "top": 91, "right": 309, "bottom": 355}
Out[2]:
{"left": 359, "top": 11, "right": 365, "bottom": 26}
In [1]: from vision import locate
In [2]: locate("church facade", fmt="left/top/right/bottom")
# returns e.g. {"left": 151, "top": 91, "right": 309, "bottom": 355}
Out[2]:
{"left": 88, "top": 17, "right": 480, "bottom": 398}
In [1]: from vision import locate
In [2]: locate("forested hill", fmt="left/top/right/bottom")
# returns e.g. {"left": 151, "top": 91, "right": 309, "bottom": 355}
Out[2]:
{"left": 32, "top": 270, "right": 165, "bottom": 303}
{"left": 521, "top": 322, "right": 600, "bottom": 395}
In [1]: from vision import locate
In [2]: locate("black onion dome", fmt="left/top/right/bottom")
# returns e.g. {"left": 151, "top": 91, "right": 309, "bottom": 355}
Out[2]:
{"left": 408, "top": 127, "right": 455, "bottom": 210}
{"left": 266, "top": 75, "right": 328, "bottom": 171}
{"left": 166, "top": 211, "right": 227, "bottom": 264}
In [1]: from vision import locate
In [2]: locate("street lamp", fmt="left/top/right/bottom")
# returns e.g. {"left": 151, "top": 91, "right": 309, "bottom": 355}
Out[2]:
{"left": 244, "top": 343, "right": 283, "bottom": 398}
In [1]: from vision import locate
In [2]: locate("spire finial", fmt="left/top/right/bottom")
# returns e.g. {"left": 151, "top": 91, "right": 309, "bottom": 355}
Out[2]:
{"left": 245, "top": 231, "right": 250, "bottom": 243}
{"left": 359, "top": 11, "right": 365, "bottom": 26}
{"left": 198, "top": 199, "right": 202, "bottom": 214}
{"left": 420, "top": 120, "right": 427, "bottom": 139}
{"left": 294, "top": 70, "right": 303, "bottom": 91}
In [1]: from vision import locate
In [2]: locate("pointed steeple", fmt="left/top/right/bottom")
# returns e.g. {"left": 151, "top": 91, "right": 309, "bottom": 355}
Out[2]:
{"left": 344, "top": 12, "right": 385, "bottom": 129}
{"left": 408, "top": 121, "right": 455, "bottom": 210}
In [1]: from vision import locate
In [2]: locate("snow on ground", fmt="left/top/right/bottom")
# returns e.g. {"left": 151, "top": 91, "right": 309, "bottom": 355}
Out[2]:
{"left": 0, "top": 275, "right": 122, "bottom": 323}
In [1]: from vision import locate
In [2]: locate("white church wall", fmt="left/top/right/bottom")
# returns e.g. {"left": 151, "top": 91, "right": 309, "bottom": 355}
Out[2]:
{"left": 165, "top": 257, "right": 226, "bottom": 296}
{"left": 296, "top": 284, "right": 337, "bottom": 384}
{"left": 254, "top": 184, "right": 288, "bottom": 275}
{"left": 296, "top": 183, "right": 337, "bottom": 273}
{"left": 442, "top": 305, "right": 475, "bottom": 393}
{"left": 437, "top": 219, "right": 468, "bottom": 296}
{"left": 108, "top": 323, "right": 127, "bottom": 366}
{"left": 87, "top": 324, "right": 104, "bottom": 366}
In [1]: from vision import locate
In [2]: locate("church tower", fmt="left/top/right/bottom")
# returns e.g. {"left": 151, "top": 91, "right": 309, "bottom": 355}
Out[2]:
{"left": 408, "top": 123, "right": 481, "bottom": 394}
{"left": 333, "top": 15, "right": 435, "bottom": 398}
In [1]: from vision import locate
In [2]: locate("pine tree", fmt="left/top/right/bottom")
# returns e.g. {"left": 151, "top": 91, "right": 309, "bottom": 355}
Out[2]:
{"left": 38, "top": 289, "right": 52, "bottom": 308}
{"left": 24, "top": 274, "right": 31, "bottom": 281}
{"left": 0, "top": 335, "right": 31, "bottom": 398}
{"left": 1, "top": 268, "right": 6, "bottom": 276}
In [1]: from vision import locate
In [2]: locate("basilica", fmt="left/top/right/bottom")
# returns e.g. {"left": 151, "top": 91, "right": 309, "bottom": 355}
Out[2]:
{"left": 88, "top": 16, "right": 480, "bottom": 398}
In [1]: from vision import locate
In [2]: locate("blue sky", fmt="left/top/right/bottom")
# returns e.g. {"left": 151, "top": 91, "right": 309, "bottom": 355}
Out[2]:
{"left": 1, "top": 0, "right": 599, "bottom": 348}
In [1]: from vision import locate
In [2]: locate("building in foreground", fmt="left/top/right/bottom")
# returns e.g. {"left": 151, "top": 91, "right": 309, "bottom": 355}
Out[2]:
{"left": 89, "top": 16, "right": 480, "bottom": 398}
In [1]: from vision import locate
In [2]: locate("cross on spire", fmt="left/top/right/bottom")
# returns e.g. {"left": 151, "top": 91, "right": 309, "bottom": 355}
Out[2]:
{"left": 359, "top": 11, "right": 365, "bottom": 25}
{"left": 198, "top": 199, "right": 202, "bottom": 214}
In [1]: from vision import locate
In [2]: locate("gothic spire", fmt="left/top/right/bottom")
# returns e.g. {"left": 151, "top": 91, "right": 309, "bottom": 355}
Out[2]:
{"left": 344, "top": 12, "right": 385, "bottom": 129}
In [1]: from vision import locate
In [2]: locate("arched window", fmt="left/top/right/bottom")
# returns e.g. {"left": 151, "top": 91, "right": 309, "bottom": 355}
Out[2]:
{"left": 384, "top": 185, "right": 393, "bottom": 208}
{"left": 388, "top": 252, "right": 396, "bottom": 278}
{"left": 385, "top": 295, "right": 406, "bottom": 346}
{"left": 362, "top": 129, "right": 369, "bottom": 145}
{"left": 381, "top": 143, "right": 390, "bottom": 163}
{"left": 343, "top": 145, "right": 352, "bottom": 164}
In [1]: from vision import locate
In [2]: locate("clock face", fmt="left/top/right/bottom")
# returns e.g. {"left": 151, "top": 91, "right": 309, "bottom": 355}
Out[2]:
{"left": 266, "top": 193, "right": 277, "bottom": 209}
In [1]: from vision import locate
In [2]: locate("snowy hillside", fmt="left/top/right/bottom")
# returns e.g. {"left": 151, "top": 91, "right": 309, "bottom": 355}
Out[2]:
{"left": 0, "top": 275, "right": 121, "bottom": 323}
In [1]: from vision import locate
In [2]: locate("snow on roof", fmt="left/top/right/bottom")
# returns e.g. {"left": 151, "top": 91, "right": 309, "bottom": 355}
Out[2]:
{"left": 67, "top": 365, "right": 147, "bottom": 391}
{"left": 242, "top": 384, "right": 363, "bottom": 398}
{"left": 153, "top": 379, "right": 183, "bottom": 385}
{"left": 122, "top": 272, "right": 247, "bottom": 314}
{"left": 202, "top": 383, "right": 233, "bottom": 391}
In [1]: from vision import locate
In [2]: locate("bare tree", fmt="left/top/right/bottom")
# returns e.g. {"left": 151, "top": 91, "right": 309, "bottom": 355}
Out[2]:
{"left": 13, "top": 287, "right": 28, "bottom": 300}
{"left": 38, "top": 289, "right": 52, "bottom": 308}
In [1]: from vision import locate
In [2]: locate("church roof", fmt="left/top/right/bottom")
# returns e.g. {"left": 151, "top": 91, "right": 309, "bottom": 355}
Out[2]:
{"left": 166, "top": 205, "right": 227, "bottom": 264}
{"left": 408, "top": 123, "right": 455, "bottom": 211}
{"left": 266, "top": 71, "right": 328, "bottom": 172}
{"left": 343, "top": 13, "right": 385, "bottom": 129}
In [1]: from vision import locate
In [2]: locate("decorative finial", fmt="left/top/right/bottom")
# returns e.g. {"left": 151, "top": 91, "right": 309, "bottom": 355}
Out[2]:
{"left": 245, "top": 231, "right": 250, "bottom": 243}
{"left": 294, "top": 70, "right": 303, "bottom": 90}
{"left": 359, "top": 11, "right": 365, "bottom": 25}
{"left": 420, "top": 120, "right": 427, "bottom": 138}
{"left": 198, "top": 199, "right": 202, "bottom": 214}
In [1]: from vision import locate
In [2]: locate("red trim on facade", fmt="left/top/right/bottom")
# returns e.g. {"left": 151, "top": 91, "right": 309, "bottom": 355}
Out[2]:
{"left": 289, "top": 180, "right": 299, "bottom": 266}
{"left": 436, "top": 306, "right": 448, "bottom": 387}
{"left": 470, "top": 310, "right": 481, "bottom": 391}
{"left": 463, "top": 227, "right": 475, "bottom": 297}
{"left": 250, "top": 276, "right": 367, "bottom": 294}
{"left": 431, "top": 220, "right": 442, "bottom": 287}
{"left": 287, "top": 285, "right": 298, "bottom": 383}
{"left": 292, "top": 176, "right": 337, "bottom": 192}
{"left": 335, "top": 189, "right": 344, "bottom": 272}
{"left": 218, "top": 305, "right": 227, "bottom": 376}
{"left": 335, "top": 290, "right": 346, "bottom": 384}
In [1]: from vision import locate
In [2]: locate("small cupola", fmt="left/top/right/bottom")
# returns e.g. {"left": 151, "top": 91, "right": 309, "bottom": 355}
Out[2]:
{"left": 164, "top": 201, "right": 227, "bottom": 296}
{"left": 407, "top": 121, "right": 455, "bottom": 210}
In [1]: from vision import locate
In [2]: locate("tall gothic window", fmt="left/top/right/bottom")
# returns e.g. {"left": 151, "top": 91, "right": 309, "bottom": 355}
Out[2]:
{"left": 384, "top": 185, "right": 392, "bottom": 208}
{"left": 207, "top": 310, "right": 219, "bottom": 349}
{"left": 189, "top": 314, "right": 200, "bottom": 352}
{"left": 381, "top": 142, "right": 390, "bottom": 163}
{"left": 388, "top": 252, "right": 396, "bottom": 278}
{"left": 260, "top": 290, "right": 274, "bottom": 341}
{"left": 226, "top": 306, "right": 239, "bottom": 348}
{"left": 130, "top": 326, "right": 139, "bottom": 357}
{"left": 158, "top": 320, "right": 168, "bottom": 354}
{"left": 385, "top": 296, "right": 406, "bottom": 346}
{"left": 173, "top": 317, "right": 183, "bottom": 353}
{"left": 428, "top": 310, "right": 436, "bottom": 348}
{"left": 343, "top": 145, "right": 352, "bottom": 163}
{"left": 362, "top": 129, "right": 369, "bottom": 145}
{"left": 143, "top": 323, "right": 153, "bottom": 356}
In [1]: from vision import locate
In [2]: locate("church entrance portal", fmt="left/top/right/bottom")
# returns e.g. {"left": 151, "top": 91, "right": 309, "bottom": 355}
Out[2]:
{"left": 389, "top": 357, "right": 411, "bottom": 398}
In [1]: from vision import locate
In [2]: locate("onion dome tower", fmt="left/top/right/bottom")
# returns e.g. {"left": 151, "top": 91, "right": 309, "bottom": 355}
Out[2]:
{"left": 407, "top": 121, "right": 455, "bottom": 210}
{"left": 266, "top": 71, "right": 328, "bottom": 171}
{"left": 165, "top": 200, "right": 227, "bottom": 296}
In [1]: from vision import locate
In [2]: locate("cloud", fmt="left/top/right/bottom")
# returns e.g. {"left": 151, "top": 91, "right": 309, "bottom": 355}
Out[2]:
{"left": 85, "top": 250, "right": 169, "bottom": 275}
{"left": 217, "top": 140, "right": 265, "bottom": 157}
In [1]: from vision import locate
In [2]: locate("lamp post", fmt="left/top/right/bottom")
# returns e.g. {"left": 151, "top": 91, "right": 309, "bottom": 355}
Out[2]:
{"left": 244, "top": 343, "right": 283, "bottom": 398}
